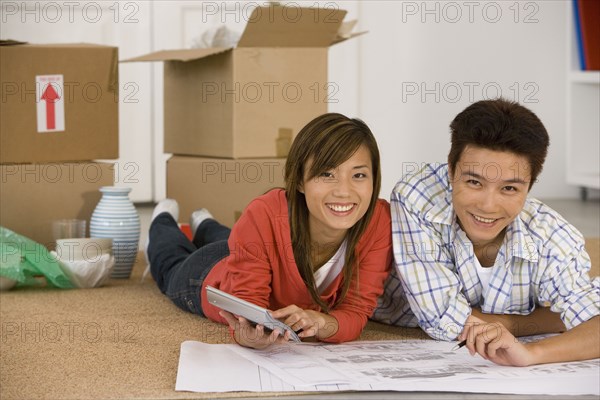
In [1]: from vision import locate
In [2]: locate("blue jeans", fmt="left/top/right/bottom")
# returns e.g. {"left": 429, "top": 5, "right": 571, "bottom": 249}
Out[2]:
{"left": 148, "top": 213, "right": 230, "bottom": 316}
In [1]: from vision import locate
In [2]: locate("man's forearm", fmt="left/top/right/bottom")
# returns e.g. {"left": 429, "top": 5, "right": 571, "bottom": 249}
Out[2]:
{"left": 471, "top": 307, "right": 566, "bottom": 337}
{"left": 528, "top": 316, "right": 600, "bottom": 364}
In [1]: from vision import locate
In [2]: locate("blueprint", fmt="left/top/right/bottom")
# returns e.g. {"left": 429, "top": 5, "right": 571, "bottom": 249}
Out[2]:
{"left": 176, "top": 339, "right": 600, "bottom": 395}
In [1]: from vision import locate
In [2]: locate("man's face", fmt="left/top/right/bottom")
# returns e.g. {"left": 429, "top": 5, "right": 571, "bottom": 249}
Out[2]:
{"left": 450, "top": 145, "right": 531, "bottom": 251}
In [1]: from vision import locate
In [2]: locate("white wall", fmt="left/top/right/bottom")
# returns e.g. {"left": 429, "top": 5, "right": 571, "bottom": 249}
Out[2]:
{"left": 353, "top": 1, "right": 576, "bottom": 199}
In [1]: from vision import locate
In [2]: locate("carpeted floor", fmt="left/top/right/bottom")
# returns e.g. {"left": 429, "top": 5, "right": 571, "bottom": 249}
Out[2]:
{"left": 1, "top": 239, "right": 598, "bottom": 400}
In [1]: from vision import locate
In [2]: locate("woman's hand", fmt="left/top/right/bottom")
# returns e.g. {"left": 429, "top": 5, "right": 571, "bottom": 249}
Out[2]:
{"left": 219, "top": 311, "right": 292, "bottom": 349}
{"left": 460, "top": 316, "right": 534, "bottom": 367}
{"left": 270, "top": 305, "right": 338, "bottom": 340}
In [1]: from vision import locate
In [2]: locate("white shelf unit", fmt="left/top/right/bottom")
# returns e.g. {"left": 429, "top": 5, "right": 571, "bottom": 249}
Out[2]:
{"left": 566, "top": 3, "right": 600, "bottom": 200}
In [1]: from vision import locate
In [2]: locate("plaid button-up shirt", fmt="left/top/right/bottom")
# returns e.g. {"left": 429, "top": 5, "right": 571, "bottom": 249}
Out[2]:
{"left": 372, "top": 163, "right": 600, "bottom": 341}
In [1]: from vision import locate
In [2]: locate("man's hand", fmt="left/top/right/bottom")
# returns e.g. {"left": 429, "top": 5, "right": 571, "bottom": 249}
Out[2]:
{"left": 459, "top": 315, "right": 600, "bottom": 366}
{"left": 460, "top": 317, "right": 534, "bottom": 366}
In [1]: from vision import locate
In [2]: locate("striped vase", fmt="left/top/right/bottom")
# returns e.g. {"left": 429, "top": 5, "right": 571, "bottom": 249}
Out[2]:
{"left": 90, "top": 186, "right": 140, "bottom": 279}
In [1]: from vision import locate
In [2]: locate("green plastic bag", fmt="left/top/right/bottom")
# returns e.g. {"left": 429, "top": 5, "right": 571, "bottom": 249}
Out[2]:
{"left": 0, "top": 226, "right": 74, "bottom": 289}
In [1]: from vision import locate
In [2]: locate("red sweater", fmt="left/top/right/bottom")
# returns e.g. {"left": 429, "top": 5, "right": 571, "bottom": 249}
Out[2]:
{"left": 202, "top": 189, "right": 392, "bottom": 343}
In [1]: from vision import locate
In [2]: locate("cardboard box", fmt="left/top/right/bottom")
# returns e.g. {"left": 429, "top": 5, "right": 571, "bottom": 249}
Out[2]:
{"left": 0, "top": 162, "right": 114, "bottom": 247}
{"left": 0, "top": 41, "right": 119, "bottom": 164}
{"left": 167, "top": 156, "right": 286, "bottom": 228}
{"left": 126, "top": 5, "right": 362, "bottom": 158}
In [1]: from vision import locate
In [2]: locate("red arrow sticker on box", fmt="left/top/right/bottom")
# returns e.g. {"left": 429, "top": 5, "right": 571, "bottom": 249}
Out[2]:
{"left": 36, "top": 75, "right": 65, "bottom": 132}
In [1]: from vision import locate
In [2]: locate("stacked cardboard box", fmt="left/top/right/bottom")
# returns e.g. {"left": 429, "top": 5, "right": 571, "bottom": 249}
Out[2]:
{"left": 127, "top": 4, "right": 361, "bottom": 227}
{"left": 0, "top": 41, "right": 118, "bottom": 247}
{"left": 166, "top": 156, "right": 286, "bottom": 228}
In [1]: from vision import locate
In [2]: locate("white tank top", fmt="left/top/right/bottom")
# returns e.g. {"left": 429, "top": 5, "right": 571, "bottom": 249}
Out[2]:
{"left": 314, "top": 240, "right": 347, "bottom": 294}
{"left": 474, "top": 255, "right": 493, "bottom": 300}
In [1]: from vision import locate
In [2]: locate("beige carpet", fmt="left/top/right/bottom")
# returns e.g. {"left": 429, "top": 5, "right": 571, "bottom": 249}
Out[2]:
{"left": 1, "top": 239, "right": 598, "bottom": 400}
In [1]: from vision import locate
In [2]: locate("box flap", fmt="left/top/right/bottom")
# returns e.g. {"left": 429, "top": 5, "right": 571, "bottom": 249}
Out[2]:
{"left": 0, "top": 41, "right": 114, "bottom": 48}
{"left": 122, "top": 47, "right": 231, "bottom": 63}
{"left": 331, "top": 20, "right": 367, "bottom": 45}
{"left": 238, "top": 5, "right": 347, "bottom": 47}
{"left": 332, "top": 31, "right": 368, "bottom": 45}
{"left": 337, "top": 20, "right": 358, "bottom": 38}
{"left": 0, "top": 39, "right": 28, "bottom": 46}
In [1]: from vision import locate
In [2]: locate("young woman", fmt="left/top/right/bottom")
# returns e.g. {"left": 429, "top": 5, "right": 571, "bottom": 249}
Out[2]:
{"left": 147, "top": 113, "right": 392, "bottom": 349}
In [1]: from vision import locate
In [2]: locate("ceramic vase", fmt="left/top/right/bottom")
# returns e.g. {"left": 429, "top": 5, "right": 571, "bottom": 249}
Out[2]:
{"left": 90, "top": 186, "right": 140, "bottom": 279}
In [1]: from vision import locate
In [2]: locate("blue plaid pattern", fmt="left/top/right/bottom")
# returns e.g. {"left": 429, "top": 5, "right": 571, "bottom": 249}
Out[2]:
{"left": 372, "top": 163, "right": 600, "bottom": 341}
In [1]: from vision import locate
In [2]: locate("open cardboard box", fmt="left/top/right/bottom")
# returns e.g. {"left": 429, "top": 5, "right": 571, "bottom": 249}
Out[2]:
{"left": 125, "top": 4, "right": 363, "bottom": 159}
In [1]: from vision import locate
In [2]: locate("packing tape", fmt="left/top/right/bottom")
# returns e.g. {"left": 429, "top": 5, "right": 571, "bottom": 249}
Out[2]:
{"left": 108, "top": 48, "right": 118, "bottom": 94}
{"left": 276, "top": 128, "right": 293, "bottom": 158}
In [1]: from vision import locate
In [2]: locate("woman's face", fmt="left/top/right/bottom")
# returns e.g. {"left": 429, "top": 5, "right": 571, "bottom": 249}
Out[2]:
{"left": 301, "top": 145, "right": 374, "bottom": 245}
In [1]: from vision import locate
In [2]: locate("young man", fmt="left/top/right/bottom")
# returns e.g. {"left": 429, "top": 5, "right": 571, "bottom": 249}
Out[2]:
{"left": 373, "top": 98, "right": 599, "bottom": 366}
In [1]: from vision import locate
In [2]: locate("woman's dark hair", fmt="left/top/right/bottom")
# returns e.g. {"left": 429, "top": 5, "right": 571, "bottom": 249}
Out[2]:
{"left": 284, "top": 113, "right": 381, "bottom": 311}
{"left": 448, "top": 98, "right": 549, "bottom": 188}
